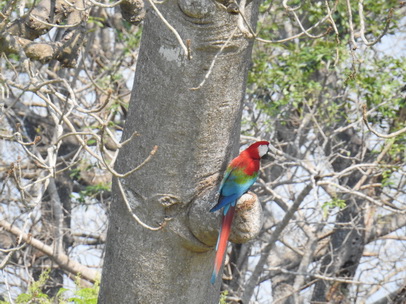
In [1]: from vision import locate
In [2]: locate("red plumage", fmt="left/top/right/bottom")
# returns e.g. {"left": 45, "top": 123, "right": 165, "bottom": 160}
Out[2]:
{"left": 211, "top": 206, "right": 235, "bottom": 284}
{"left": 244, "top": 140, "right": 270, "bottom": 160}
{"left": 228, "top": 140, "right": 269, "bottom": 175}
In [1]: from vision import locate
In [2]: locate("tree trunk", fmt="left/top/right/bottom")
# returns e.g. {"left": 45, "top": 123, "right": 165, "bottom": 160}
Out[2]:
{"left": 311, "top": 127, "right": 369, "bottom": 303}
{"left": 98, "top": 1, "right": 260, "bottom": 303}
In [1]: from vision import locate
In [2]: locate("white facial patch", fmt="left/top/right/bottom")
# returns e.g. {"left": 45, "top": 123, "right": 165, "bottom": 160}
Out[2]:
{"left": 258, "top": 144, "right": 269, "bottom": 158}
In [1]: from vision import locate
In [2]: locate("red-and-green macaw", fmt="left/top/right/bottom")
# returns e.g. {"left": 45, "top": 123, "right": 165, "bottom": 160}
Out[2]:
{"left": 210, "top": 141, "right": 269, "bottom": 284}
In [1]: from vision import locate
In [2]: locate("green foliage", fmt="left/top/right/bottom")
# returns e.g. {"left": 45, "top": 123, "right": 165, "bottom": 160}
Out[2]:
{"left": 248, "top": 0, "right": 405, "bottom": 140}
{"left": 69, "top": 168, "right": 81, "bottom": 180}
{"left": 219, "top": 290, "right": 229, "bottom": 304}
{"left": 5, "top": 53, "right": 20, "bottom": 63}
{"left": 388, "top": 137, "right": 405, "bottom": 161}
{"left": 322, "top": 198, "right": 347, "bottom": 218}
{"left": 249, "top": 39, "right": 346, "bottom": 118}
{"left": 86, "top": 138, "right": 97, "bottom": 146}
{"left": 4, "top": 270, "right": 99, "bottom": 304}
{"left": 349, "top": 55, "right": 405, "bottom": 123}
{"left": 68, "top": 281, "right": 99, "bottom": 304}
{"left": 117, "top": 25, "right": 142, "bottom": 55}
{"left": 87, "top": 16, "right": 106, "bottom": 28}
{"left": 381, "top": 167, "right": 395, "bottom": 187}
{"left": 16, "top": 269, "right": 52, "bottom": 304}
{"left": 77, "top": 183, "right": 111, "bottom": 204}
{"left": 69, "top": 163, "right": 112, "bottom": 203}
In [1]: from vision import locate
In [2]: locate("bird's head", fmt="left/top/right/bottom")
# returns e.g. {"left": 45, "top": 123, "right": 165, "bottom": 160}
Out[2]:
{"left": 245, "top": 141, "right": 270, "bottom": 160}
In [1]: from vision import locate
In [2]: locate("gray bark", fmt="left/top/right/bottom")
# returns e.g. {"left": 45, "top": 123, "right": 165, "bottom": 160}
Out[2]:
{"left": 98, "top": 1, "right": 260, "bottom": 303}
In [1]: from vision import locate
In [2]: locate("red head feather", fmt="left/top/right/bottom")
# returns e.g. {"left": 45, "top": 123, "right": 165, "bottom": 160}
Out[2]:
{"left": 242, "top": 141, "right": 270, "bottom": 160}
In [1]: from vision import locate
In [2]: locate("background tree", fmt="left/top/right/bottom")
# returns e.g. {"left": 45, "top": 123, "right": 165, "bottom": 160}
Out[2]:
{"left": 0, "top": 0, "right": 141, "bottom": 299}
{"left": 0, "top": 0, "right": 405, "bottom": 303}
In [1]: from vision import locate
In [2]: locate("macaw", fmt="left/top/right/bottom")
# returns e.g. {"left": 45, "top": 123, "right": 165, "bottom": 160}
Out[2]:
{"left": 210, "top": 141, "right": 270, "bottom": 284}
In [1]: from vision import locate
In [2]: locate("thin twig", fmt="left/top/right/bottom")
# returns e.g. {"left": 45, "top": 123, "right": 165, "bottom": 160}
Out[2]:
{"left": 317, "top": 181, "right": 405, "bottom": 214}
{"left": 190, "top": 27, "right": 238, "bottom": 90}
{"left": 88, "top": 0, "right": 122, "bottom": 8}
{"left": 0, "top": 243, "right": 27, "bottom": 269}
{"left": 60, "top": 0, "right": 87, "bottom": 11}
{"left": 358, "top": 1, "right": 393, "bottom": 46}
{"left": 345, "top": 0, "right": 358, "bottom": 50}
{"left": 325, "top": 0, "right": 339, "bottom": 39}
{"left": 36, "top": 90, "right": 155, "bottom": 178}
{"left": 100, "top": 125, "right": 158, "bottom": 178}
{"left": 362, "top": 104, "right": 406, "bottom": 139}
{"left": 269, "top": 267, "right": 373, "bottom": 285}
{"left": 242, "top": 183, "right": 314, "bottom": 303}
{"left": 30, "top": 14, "right": 81, "bottom": 28}
{"left": 288, "top": 6, "right": 332, "bottom": 39}
{"left": 117, "top": 178, "right": 171, "bottom": 231}
{"left": 255, "top": 9, "right": 332, "bottom": 44}
{"left": 145, "top": 0, "right": 190, "bottom": 59}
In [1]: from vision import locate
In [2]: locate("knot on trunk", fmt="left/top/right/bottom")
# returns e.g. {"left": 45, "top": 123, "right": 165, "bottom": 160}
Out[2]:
{"left": 188, "top": 191, "right": 263, "bottom": 248}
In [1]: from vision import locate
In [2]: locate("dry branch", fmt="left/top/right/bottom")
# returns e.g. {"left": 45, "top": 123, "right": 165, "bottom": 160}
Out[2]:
{"left": 0, "top": 219, "right": 100, "bottom": 282}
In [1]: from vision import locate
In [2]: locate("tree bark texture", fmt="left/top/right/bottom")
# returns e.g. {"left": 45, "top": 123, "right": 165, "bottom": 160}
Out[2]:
{"left": 99, "top": 1, "right": 260, "bottom": 303}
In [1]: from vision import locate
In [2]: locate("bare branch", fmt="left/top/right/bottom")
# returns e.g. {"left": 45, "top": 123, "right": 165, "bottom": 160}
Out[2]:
{"left": 0, "top": 219, "right": 100, "bottom": 282}
{"left": 358, "top": 1, "right": 393, "bottom": 46}
{"left": 345, "top": 0, "right": 358, "bottom": 49}
{"left": 117, "top": 178, "right": 171, "bottom": 231}
{"left": 242, "top": 183, "right": 314, "bottom": 303}
{"left": 362, "top": 104, "right": 406, "bottom": 139}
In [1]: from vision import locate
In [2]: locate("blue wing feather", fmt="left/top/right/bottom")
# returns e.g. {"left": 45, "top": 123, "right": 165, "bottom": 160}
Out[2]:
{"left": 210, "top": 169, "right": 258, "bottom": 214}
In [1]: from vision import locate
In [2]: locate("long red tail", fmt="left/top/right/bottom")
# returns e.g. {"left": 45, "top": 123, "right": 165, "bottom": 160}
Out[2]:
{"left": 211, "top": 206, "right": 236, "bottom": 284}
